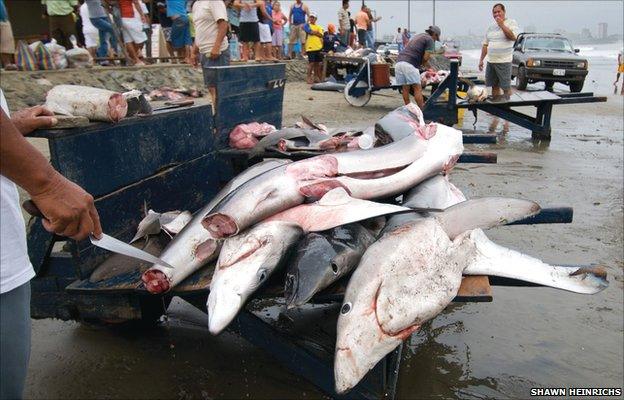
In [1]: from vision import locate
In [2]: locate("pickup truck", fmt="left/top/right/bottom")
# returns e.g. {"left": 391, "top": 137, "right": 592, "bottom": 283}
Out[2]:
{"left": 512, "top": 33, "right": 588, "bottom": 92}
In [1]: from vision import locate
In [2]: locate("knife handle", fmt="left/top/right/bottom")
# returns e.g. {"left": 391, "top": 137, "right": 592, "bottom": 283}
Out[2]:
{"left": 22, "top": 199, "right": 45, "bottom": 218}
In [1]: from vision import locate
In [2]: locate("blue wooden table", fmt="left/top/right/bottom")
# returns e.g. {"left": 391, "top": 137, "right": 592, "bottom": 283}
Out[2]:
{"left": 26, "top": 62, "right": 577, "bottom": 400}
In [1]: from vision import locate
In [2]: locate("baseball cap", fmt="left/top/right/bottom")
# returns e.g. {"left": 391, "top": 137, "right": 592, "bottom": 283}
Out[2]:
{"left": 426, "top": 25, "right": 441, "bottom": 36}
{"left": 310, "top": 12, "right": 318, "bottom": 18}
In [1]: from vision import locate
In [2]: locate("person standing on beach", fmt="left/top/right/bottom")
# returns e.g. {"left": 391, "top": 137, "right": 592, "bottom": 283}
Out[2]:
{"left": 478, "top": 3, "right": 517, "bottom": 133}
{"left": 0, "top": 0, "right": 16, "bottom": 70}
{"left": 288, "top": 0, "right": 308, "bottom": 58}
{"left": 166, "top": 0, "right": 192, "bottom": 62}
{"left": 41, "top": 0, "right": 78, "bottom": 50}
{"left": 79, "top": 1, "right": 99, "bottom": 59}
{"left": 118, "top": 0, "right": 147, "bottom": 65}
{"left": 354, "top": 4, "right": 368, "bottom": 49}
{"left": 271, "top": 1, "right": 287, "bottom": 59}
{"left": 155, "top": 2, "right": 175, "bottom": 60}
{"left": 614, "top": 48, "right": 624, "bottom": 95}
{"left": 0, "top": 89, "right": 102, "bottom": 400}
{"left": 303, "top": 12, "right": 323, "bottom": 84}
{"left": 402, "top": 27, "right": 410, "bottom": 49}
{"left": 395, "top": 25, "right": 439, "bottom": 108}
{"left": 234, "top": 0, "right": 261, "bottom": 61}
{"left": 365, "top": 6, "right": 380, "bottom": 49}
{"left": 337, "top": 0, "right": 349, "bottom": 50}
{"left": 258, "top": 0, "right": 275, "bottom": 61}
{"left": 394, "top": 27, "right": 402, "bottom": 51}
{"left": 85, "top": 0, "right": 118, "bottom": 64}
{"left": 190, "top": 0, "right": 229, "bottom": 106}
{"left": 478, "top": 2, "right": 518, "bottom": 100}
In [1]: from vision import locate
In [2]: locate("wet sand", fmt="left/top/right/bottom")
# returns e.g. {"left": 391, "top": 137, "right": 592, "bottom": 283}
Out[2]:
{"left": 24, "top": 78, "right": 623, "bottom": 398}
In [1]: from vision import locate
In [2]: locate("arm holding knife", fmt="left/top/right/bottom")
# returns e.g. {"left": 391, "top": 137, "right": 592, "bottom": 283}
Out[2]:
{"left": 0, "top": 108, "right": 102, "bottom": 241}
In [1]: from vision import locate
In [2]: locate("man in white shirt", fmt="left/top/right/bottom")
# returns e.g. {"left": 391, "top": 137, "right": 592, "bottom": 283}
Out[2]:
{"left": 189, "top": 0, "right": 229, "bottom": 106}
{"left": 393, "top": 27, "right": 402, "bottom": 50}
{"left": 337, "top": 0, "right": 350, "bottom": 50}
{"left": 478, "top": 3, "right": 518, "bottom": 133}
{"left": 0, "top": 90, "right": 102, "bottom": 399}
{"left": 478, "top": 2, "right": 518, "bottom": 100}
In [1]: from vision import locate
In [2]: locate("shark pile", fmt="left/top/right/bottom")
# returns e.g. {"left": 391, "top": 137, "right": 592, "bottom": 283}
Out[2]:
{"left": 135, "top": 103, "right": 608, "bottom": 394}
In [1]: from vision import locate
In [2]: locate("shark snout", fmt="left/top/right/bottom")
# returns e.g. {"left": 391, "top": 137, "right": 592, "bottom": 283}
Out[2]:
{"left": 334, "top": 346, "right": 360, "bottom": 394}
{"left": 207, "top": 289, "right": 243, "bottom": 335}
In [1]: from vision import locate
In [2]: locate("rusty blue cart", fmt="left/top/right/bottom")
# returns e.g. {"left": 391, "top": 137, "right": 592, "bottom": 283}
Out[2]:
{"left": 28, "top": 63, "right": 580, "bottom": 399}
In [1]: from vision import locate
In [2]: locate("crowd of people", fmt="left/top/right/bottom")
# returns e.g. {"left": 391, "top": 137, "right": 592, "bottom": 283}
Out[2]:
{"left": 0, "top": 0, "right": 386, "bottom": 73}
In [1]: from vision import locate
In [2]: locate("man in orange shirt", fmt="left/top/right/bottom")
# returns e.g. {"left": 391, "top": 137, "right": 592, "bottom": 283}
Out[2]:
{"left": 354, "top": 4, "right": 369, "bottom": 49}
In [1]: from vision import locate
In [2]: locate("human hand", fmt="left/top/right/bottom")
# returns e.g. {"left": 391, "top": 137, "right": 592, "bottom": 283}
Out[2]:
{"left": 478, "top": 60, "right": 484, "bottom": 71}
{"left": 495, "top": 16, "right": 504, "bottom": 26}
{"left": 11, "top": 106, "right": 58, "bottom": 135}
{"left": 209, "top": 47, "right": 221, "bottom": 60}
{"left": 29, "top": 173, "right": 102, "bottom": 241}
{"left": 189, "top": 52, "right": 199, "bottom": 67}
{"left": 243, "top": 3, "right": 251, "bottom": 10}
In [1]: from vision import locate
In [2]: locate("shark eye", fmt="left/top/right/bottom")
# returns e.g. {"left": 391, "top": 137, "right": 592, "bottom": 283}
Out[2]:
{"left": 341, "top": 302, "right": 352, "bottom": 315}
{"left": 257, "top": 269, "right": 267, "bottom": 282}
{"left": 330, "top": 262, "right": 339, "bottom": 274}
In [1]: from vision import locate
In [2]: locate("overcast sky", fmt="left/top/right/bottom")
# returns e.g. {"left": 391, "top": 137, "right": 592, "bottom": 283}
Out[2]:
{"left": 278, "top": 0, "right": 624, "bottom": 39}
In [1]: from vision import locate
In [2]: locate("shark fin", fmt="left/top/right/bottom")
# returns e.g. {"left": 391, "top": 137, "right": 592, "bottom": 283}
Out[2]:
{"left": 318, "top": 187, "right": 352, "bottom": 206}
{"left": 162, "top": 211, "right": 192, "bottom": 235}
{"left": 436, "top": 197, "right": 540, "bottom": 240}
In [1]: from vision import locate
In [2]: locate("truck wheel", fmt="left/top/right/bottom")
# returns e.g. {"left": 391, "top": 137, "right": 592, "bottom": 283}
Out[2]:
{"left": 569, "top": 80, "right": 584, "bottom": 93}
{"left": 516, "top": 66, "right": 528, "bottom": 90}
{"left": 545, "top": 81, "right": 554, "bottom": 91}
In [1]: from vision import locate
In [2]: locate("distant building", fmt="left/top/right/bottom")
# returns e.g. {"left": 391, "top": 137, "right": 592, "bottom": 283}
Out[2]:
{"left": 524, "top": 24, "right": 536, "bottom": 33}
{"left": 580, "top": 28, "right": 592, "bottom": 39}
{"left": 598, "top": 23, "right": 608, "bottom": 39}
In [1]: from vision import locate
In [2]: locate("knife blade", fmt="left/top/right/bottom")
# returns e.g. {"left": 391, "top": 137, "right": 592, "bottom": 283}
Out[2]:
{"left": 22, "top": 200, "right": 174, "bottom": 269}
{"left": 90, "top": 233, "right": 175, "bottom": 269}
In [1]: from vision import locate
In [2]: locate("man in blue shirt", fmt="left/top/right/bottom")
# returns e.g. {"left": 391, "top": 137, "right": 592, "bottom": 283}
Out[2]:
{"left": 166, "top": 0, "right": 192, "bottom": 61}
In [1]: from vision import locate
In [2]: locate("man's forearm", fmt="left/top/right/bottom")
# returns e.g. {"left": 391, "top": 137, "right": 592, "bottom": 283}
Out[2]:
{"left": 500, "top": 24, "right": 516, "bottom": 41}
{"left": 479, "top": 45, "right": 487, "bottom": 61}
{"left": 0, "top": 110, "right": 59, "bottom": 196}
{"left": 213, "top": 20, "right": 229, "bottom": 51}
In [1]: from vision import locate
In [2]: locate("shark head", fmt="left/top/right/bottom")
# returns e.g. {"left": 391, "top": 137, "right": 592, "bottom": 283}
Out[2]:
{"left": 207, "top": 221, "right": 302, "bottom": 334}
{"left": 284, "top": 233, "right": 336, "bottom": 308}
{"left": 334, "top": 277, "right": 420, "bottom": 394}
{"left": 334, "top": 220, "right": 462, "bottom": 394}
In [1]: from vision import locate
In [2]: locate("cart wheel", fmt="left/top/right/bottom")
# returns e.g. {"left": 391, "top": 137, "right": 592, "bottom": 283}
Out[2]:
{"left": 344, "top": 79, "right": 372, "bottom": 107}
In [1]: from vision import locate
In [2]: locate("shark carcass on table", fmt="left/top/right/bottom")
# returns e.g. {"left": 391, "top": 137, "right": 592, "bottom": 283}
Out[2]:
{"left": 26, "top": 64, "right": 608, "bottom": 400}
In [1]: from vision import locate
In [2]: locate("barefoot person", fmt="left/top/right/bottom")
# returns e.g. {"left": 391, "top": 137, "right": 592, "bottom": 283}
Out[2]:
{"left": 395, "top": 25, "right": 439, "bottom": 108}
{"left": 258, "top": 0, "right": 274, "bottom": 61}
{"left": 478, "top": 2, "right": 518, "bottom": 133}
{"left": 119, "top": 0, "right": 148, "bottom": 65}
{"left": 271, "top": 1, "right": 287, "bottom": 60}
{"left": 288, "top": 0, "right": 308, "bottom": 58}
{"left": 0, "top": 89, "right": 102, "bottom": 400}
{"left": 234, "top": 0, "right": 262, "bottom": 61}
{"left": 166, "top": 0, "right": 192, "bottom": 62}
{"left": 304, "top": 12, "right": 323, "bottom": 84}
{"left": 615, "top": 48, "right": 624, "bottom": 95}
